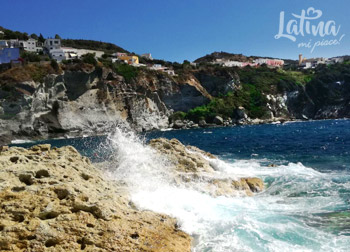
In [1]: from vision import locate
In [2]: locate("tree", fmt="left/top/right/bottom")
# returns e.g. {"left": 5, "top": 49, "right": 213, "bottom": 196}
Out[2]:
{"left": 20, "top": 51, "right": 40, "bottom": 62}
{"left": 55, "top": 34, "right": 61, "bottom": 39}
{"left": 30, "top": 33, "right": 38, "bottom": 40}
{"left": 38, "top": 33, "right": 45, "bottom": 43}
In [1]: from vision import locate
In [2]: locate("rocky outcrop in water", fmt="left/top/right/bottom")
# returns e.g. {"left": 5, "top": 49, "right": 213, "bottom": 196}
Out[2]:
{"left": 0, "top": 144, "right": 192, "bottom": 251}
{"left": 149, "top": 138, "right": 264, "bottom": 196}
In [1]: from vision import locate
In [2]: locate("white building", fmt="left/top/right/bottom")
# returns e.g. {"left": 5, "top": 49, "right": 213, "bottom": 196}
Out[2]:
{"left": 75, "top": 49, "right": 104, "bottom": 59}
{"left": 44, "top": 38, "right": 66, "bottom": 62}
{"left": 44, "top": 38, "right": 61, "bottom": 51}
{"left": 151, "top": 64, "right": 165, "bottom": 70}
{"left": 164, "top": 69, "right": 175, "bottom": 76}
{"left": 222, "top": 61, "right": 244, "bottom": 67}
{"left": 7, "top": 39, "right": 20, "bottom": 48}
{"left": 62, "top": 47, "right": 104, "bottom": 60}
{"left": 49, "top": 49, "right": 66, "bottom": 62}
{"left": 20, "top": 38, "right": 43, "bottom": 53}
{"left": 61, "top": 47, "right": 78, "bottom": 59}
{"left": 300, "top": 62, "right": 312, "bottom": 69}
{"left": 329, "top": 57, "right": 344, "bottom": 64}
{"left": 141, "top": 53, "right": 152, "bottom": 60}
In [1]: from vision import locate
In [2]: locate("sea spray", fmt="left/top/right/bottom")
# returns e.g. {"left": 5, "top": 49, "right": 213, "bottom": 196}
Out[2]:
{"left": 105, "top": 128, "right": 174, "bottom": 192}
{"left": 103, "top": 127, "right": 350, "bottom": 252}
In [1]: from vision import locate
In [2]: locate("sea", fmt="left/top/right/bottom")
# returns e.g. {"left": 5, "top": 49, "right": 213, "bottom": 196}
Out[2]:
{"left": 12, "top": 119, "right": 350, "bottom": 252}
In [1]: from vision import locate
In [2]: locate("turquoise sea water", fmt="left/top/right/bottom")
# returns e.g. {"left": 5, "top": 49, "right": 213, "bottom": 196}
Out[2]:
{"left": 12, "top": 119, "right": 350, "bottom": 251}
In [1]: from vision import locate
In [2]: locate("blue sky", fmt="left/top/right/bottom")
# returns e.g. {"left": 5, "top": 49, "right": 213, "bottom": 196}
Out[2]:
{"left": 1, "top": 0, "right": 349, "bottom": 62}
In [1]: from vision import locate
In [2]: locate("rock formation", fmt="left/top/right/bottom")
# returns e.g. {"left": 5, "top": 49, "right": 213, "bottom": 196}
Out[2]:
{"left": 0, "top": 144, "right": 192, "bottom": 251}
{"left": 149, "top": 138, "right": 264, "bottom": 196}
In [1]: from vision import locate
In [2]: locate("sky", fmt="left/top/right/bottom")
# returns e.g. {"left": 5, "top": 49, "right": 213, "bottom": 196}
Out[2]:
{"left": 1, "top": 0, "right": 349, "bottom": 62}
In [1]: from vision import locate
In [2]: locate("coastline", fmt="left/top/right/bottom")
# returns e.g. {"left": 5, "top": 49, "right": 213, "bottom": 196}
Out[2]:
{"left": 4, "top": 117, "right": 349, "bottom": 147}
{"left": 0, "top": 136, "right": 264, "bottom": 250}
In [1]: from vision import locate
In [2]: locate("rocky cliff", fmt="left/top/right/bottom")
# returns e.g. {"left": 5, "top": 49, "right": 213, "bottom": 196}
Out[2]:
{"left": 1, "top": 61, "right": 350, "bottom": 144}
{"left": 0, "top": 63, "right": 216, "bottom": 144}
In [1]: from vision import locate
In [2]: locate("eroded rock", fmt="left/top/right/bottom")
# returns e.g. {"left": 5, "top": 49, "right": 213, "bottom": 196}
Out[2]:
{"left": 149, "top": 138, "right": 264, "bottom": 197}
{"left": 0, "top": 145, "right": 192, "bottom": 252}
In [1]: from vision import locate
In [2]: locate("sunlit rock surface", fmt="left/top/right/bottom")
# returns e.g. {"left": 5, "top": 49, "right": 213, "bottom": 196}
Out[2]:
{"left": 0, "top": 144, "right": 191, "bottom": 252}
{"left": 149, "top": 138, "right": 264, "bottom": 196}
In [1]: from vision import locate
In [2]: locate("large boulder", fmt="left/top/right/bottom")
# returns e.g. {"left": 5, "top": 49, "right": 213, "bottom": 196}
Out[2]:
{"left": 198, "top": 119, "right": 207, "bottom": 127}
{"left": 213, "top": 116, "right": 224, "bottom": 125}
{"left": 173, "top": 120, "right": 185, "bottom": 129}
{"left": 0, "top": 145, "right": 191, "bottom": 251}
{"left": 149, "top": 138, "right": 264, "bottom": 196}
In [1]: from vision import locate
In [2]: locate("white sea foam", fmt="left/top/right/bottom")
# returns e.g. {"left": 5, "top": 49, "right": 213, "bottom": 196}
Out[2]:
{"left": 104, "top": 128, "right": 350, "bottom": 252}
{"left": 11, "top": 139, "right": 33, "bottom": 144}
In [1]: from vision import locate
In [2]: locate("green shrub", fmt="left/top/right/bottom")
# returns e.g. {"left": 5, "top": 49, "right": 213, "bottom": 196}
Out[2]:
{"left": 50, "top": 59, "right": 59, "bottom": 72}
{"left": 113, "top": 63, "right": 138, "bottom": 83}
{"left": 81, "top": 53, "right": 97, "bottom": 66}
{"left": 169, "top": 111, "right": 186, "bottom": 122}
{"left": 20, "top": 51, "right": 40, "bottom": 62}
{"left": 186, "top": 105, "right": 212, "bottom": 122}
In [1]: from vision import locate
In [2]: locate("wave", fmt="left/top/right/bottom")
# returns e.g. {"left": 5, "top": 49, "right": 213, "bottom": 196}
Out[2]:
{"left": 11, "top": 139, "right": 34, "bottom": 144}
{"left": 103, "top": 128, "right": 350, "bottom": 252}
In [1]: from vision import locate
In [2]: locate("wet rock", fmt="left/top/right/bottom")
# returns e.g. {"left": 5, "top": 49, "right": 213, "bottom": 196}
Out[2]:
{"left": 149, "top": 138, "right": 264, "bottom": 197}
{"left": 149, "top": 138, "right": 214, "bottom": 173}
{"left": 0, "top": 145, "right": 192, "bottom": 252}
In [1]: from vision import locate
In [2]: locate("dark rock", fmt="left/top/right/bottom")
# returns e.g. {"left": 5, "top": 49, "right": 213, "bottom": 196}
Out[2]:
{"left": 213, "top": 116, "right": 223, "bottom": 125}
{"left": 173, "top": 120, "right": 185, "bottom": 129}
{"left": 198, "top": 120, "right": 207, "bottom": 127}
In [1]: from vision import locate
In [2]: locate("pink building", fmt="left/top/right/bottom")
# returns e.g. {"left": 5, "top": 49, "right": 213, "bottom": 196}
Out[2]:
{"left": 255, "top": 58, "right": 284, "bottom": 67}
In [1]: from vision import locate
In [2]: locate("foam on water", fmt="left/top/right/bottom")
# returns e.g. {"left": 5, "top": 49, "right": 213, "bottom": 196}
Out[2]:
{"left": 105, "top": 128, "right": 350, "bottom": 252}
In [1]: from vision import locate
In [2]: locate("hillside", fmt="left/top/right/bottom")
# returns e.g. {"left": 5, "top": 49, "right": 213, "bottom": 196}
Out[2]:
{"left": 61, "top": 39, "right": 128, "bottom": 54}
{"left": 0, "top": 26, "right": 128, "bottom": 54}
{"left": 194, "top": 51, "right": 257, "bottom": 63}
{"left": 194, "top": 51, "right": 297, "bottom": 65}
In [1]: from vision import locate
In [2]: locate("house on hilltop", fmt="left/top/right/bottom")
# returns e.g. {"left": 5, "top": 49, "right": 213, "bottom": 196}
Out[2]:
{"left": 44, "top": 38, "right": 66, "bottom": 62}
{"left": 117, "top": 55, "right": 139, "bottom": 65}
{"left": 141, "top": 53, "right": 152, "bottom": 60}
{"left": 19, "top": 38, "right": 43, "bottom": 53}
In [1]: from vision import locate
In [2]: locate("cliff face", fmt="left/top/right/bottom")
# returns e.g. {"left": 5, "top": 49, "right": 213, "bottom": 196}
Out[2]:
{"left": 0, "top": 64, "right": 209, "bottom": 142}
{"left": 1, "top": 62, "right": 350, "bottom": 143}
{"left": 286, "top": 81, "right": 350, "bottom": 120}
{"left": 1, "top": 63, "right": 237, "bottom": 143}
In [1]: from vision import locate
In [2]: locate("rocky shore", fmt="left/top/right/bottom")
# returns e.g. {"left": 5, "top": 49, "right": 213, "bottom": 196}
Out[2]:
{"left": 0, "top": 137, "right": 265, "bottom": 251}
{"left": 0, "top": 144, "right": 192, "bottom": 251}
{"left": 149, "top": 138, "right": 264, "bottom": 196}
